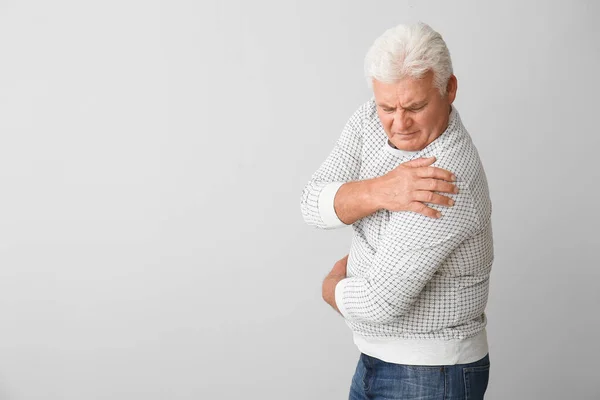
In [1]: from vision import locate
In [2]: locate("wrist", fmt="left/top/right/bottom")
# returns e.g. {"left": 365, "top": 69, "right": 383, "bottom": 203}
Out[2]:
{"left": 367, "top": 177, "right": 384, "bottom": 211}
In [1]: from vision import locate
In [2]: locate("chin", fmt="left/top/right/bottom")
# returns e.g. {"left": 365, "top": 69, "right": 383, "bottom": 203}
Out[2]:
{"left": 390, "top": 133, "right": 427, "bottom": 151}
{"left": 391, "top": 140, "right": 424, "bottom": 152}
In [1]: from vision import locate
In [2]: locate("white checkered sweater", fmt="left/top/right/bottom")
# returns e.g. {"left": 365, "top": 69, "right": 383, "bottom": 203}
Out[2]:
{"left": 300, "top": 99, "right": 494, "bottom": 365}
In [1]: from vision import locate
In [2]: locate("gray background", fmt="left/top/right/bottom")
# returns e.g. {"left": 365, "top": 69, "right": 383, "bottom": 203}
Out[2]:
{"left": 0, "top": 0, "right": 598, "bottom": 399}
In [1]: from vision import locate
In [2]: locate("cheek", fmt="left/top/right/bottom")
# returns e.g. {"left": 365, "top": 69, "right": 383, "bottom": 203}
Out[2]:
{"left": 415, "top": 111, "right": 434, "bottom": 131}
{"left": 380, "top": 114, "right": 393, "bottom": 128}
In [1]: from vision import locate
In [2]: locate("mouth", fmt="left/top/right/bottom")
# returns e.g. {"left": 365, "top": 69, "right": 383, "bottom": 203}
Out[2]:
{"left": 394, "top": 131, "right": 419, "bottom": 138}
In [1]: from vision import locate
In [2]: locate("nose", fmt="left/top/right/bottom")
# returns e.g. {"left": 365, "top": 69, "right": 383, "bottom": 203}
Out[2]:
{"left": 392, "top": 109, "right": 413, "bottom": 133}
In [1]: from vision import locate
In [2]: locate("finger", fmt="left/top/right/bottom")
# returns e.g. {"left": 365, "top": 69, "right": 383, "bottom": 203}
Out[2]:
{"left": 412, "top": 190, "right": 455, "bottom": 207}
{"left": 415, "top": 178, "right": 459, "bottom": 194}
{"left": 416, "top": 166, "right": 456, "bottom": 182}
{"left": 402, "top": 157, "right": 436, "bottom": 168}
{"left": 407, "top": 201, "right": 441, "bottom": 219}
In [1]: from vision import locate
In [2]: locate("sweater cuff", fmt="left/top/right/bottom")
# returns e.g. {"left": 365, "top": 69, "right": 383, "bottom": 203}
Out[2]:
{"left": 335, "top": 278, "right": 351, "bottom": 319}
{"left": 318, "top": 182, "right": 347, "bottom": 229}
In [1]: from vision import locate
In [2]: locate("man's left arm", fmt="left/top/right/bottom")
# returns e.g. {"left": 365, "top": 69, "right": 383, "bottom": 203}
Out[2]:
{"left": 326, "top": 182, "right": 480, "bottom": 324}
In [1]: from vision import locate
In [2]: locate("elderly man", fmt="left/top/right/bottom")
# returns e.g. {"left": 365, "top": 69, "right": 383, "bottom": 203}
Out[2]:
{"left": 300, "top": 22, "right": 493, "bottom": 399}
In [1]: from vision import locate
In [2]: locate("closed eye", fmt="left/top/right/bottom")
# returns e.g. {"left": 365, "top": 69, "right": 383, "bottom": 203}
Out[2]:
{"left": 408, "top": 104, "right": 427, "bottom": 112}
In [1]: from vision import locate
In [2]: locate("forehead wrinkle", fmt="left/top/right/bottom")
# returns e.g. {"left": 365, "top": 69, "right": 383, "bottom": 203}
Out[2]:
{"left": 379, "top": 93, "right": 426, "bottom": 109}
{"left": 374, "top": 77, "right": 432, "bottom": 108}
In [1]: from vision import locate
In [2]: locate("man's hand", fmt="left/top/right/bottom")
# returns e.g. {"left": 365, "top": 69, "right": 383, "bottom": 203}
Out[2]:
{"left": 372, "top": 156, "right": 458, "bottom": 219}
{"left": 322, "top": 255, "right": 348, "bottom": 315}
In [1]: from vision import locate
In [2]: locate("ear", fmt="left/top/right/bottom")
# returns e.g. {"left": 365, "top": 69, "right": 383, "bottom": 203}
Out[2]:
{"left": 446, "top": 75, "right": 458, "bottom": 104}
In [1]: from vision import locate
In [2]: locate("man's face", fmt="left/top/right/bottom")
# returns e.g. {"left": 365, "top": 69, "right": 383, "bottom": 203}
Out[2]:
{"left": 373, "top": 71, "right": 457, "bottom": 152}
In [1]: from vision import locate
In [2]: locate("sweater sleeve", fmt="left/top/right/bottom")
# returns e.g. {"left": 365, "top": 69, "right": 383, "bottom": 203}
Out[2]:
{"left": 299, "top": 104, "right": 364, "bottom": 229}
{"left": 336, "top": 182, "right": 480, "bottom": 324}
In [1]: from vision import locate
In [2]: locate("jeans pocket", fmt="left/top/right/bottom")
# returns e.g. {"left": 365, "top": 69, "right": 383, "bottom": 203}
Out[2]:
{"left": 463, "top": 363, "right": 490, "bottom": 400}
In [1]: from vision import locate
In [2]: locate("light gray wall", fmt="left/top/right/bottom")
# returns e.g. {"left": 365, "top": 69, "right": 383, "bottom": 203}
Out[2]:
{"left": 0, "top": 0, "right": 598, "bottom": 399}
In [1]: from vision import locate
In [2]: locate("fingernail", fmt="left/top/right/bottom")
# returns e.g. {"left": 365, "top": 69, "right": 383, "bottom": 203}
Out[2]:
{"left": 436, "top": 212, "right": 441, "bottom": 218}
{"left": 450, "top": 174, "right": 456, "bottom": 181}
{"left": 454, "top": 187, "right": 459, "bottom": 193}
{"left": 449, "top": 199, "right": 455, "bottom": 206}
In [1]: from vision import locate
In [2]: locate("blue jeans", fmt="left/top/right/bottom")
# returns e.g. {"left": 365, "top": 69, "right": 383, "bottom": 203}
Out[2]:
{"left": 349, "top": 353, "right": 490, "bottom": 400}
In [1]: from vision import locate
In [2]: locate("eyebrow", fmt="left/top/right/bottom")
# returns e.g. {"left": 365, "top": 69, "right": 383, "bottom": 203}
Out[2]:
{"left": 377, "top": 100, "right": 427, "bottom": 110}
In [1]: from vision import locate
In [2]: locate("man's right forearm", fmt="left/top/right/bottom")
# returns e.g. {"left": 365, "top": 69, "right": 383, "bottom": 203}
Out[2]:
{"left": 333, "top": 178, "right": 382, "bottom": 225}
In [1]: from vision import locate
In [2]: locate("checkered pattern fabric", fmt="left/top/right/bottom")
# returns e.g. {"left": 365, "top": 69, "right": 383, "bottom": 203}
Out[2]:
{"left": 300, "top": 99, "right": 493, "bottom": 340}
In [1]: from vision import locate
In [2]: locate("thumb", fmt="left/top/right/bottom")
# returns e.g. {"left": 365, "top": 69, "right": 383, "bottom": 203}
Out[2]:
{"left": 403, "top": 156, "right": 436, "bottom": 168}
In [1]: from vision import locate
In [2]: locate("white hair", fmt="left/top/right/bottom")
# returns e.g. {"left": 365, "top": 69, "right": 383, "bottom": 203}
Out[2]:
{"left": 364, "top": 22, "right": 453, "bottom": 95}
